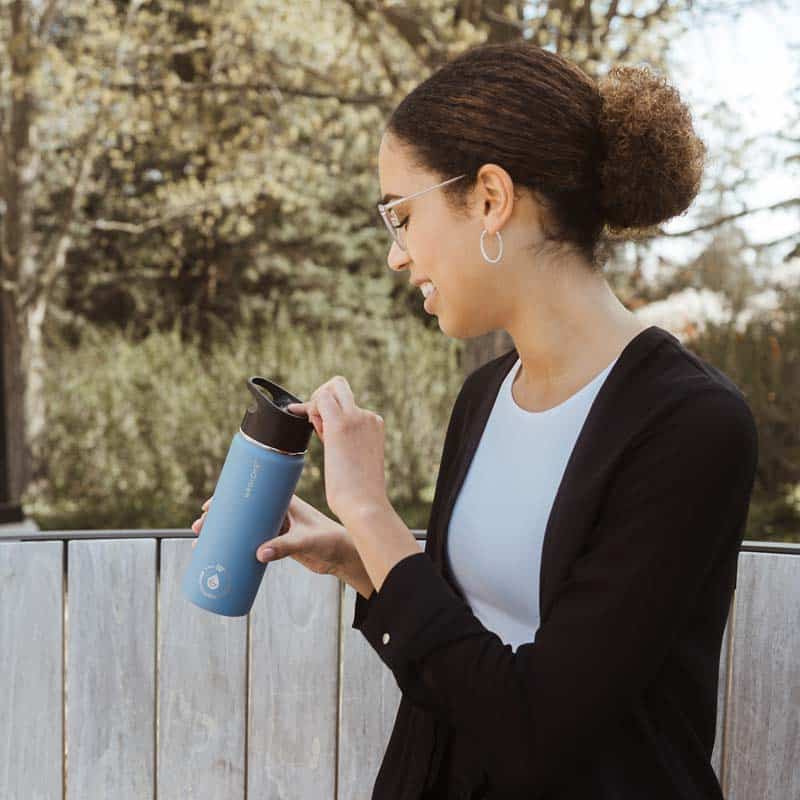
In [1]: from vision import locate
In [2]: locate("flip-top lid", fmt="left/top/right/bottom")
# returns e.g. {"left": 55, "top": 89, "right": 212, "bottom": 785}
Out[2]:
{"left": 240, "top": 376, "right": 314, "bottom": 454}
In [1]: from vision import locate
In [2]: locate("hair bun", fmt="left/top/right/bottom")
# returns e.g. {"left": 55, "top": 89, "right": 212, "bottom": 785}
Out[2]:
{"left": 597, "top": 64, "right": 707, "bottom": 234}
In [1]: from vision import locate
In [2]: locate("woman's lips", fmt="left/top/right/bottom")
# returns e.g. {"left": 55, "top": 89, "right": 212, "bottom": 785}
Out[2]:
{"left": 423, "top": 285, "right": 438, "bottom": 311}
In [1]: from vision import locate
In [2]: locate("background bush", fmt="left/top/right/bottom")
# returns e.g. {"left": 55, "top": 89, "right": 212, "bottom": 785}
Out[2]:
{"left": 24, "top": 310, "right": 463, "bottom": 534}
{"left": 24, "top": 288, "right": 800, "bottom": 543}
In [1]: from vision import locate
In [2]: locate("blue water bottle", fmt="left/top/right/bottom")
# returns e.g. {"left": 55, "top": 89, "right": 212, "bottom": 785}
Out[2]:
{"left": 182, "top": 376, "right": 314, "bottom": 617}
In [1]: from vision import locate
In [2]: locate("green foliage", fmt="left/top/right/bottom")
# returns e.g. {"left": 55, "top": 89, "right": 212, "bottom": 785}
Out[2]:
{"left": 24, "top": 312, "right": 463, "bottom": 533}
{"left": 27, "top": 292, "right": 800, "bottom": 544}
{"left": 4, "top": 0, "right": 797, "bottom": 545}
{"left": 6, "top": 0, "right": 693, "bottom": 345}
{"left": 687, "top": 285, "right": 800, "bottom": 543}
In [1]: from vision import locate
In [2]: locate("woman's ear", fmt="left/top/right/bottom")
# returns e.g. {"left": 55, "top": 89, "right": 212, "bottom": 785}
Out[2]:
{"left": 476, "top": 163, "right": 515, "bottom": 231}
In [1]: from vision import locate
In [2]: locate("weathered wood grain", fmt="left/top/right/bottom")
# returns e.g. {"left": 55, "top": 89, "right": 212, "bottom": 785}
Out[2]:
{"left": 712, "top": 596, "right": 733, "bottom": 783}
{"left": 724, "top": 552, "right": 800, "bottom": 800}
{"left": 339, "top": 584, "right": 403, "bottom": 800}
{"left": 2, "top": 537, "right": 798, "bottom": 799}
{"left": 0, "top": 541, "right": 64, "bottom": 800}
{"left": 158, "top": 538, "right": 248, "bottom": 798}
{"left": 66, "top": 539, "right": 156, "bottom": 800}
{"left": 247, "top": 554, "right": 340, "bottom": 799}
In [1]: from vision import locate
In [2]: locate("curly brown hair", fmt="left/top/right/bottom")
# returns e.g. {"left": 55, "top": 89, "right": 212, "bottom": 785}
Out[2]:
{"left": 386, "top": 41, "right": 707, "bottom": 273}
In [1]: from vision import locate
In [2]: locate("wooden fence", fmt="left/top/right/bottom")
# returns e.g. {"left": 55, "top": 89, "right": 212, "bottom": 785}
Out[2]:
{"left": 1, "top": 530, "right": 798, "bottom": 799}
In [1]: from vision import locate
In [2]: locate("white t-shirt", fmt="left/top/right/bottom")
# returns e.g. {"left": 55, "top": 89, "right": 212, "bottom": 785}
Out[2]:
{"left": 445, "top": 353, "right": 621, "bottom": 653}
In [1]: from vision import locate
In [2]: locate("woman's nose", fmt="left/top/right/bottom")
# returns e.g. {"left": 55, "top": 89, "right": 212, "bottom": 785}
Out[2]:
{"left": 387, "top": 240, "right": 410, "bottom": 272}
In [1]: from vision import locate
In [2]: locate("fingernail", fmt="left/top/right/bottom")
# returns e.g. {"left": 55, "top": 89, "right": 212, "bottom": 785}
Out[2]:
{"left": 258, "top": 547, "right": 275, "bottom": 562}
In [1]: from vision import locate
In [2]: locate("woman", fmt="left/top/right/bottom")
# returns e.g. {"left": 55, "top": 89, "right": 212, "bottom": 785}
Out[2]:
{"left": 193, "top": 42, "right": 758, "bottom": 799}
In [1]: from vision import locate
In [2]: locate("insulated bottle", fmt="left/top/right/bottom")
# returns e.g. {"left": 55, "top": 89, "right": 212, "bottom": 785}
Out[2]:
{"left": 182, "top": 376, "right": 314, "bottom": 617}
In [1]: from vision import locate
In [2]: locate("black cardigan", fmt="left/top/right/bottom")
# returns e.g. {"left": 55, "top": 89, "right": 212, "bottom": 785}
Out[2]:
{"left": 352, "top": 325, "right": 758, "bottom": 800}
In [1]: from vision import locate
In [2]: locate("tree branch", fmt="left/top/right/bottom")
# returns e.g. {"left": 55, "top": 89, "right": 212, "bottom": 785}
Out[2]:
{"left": 615, "top": 0, "right": 674, "bottom": 62}
{"left": 747, "top": 231, "right": 800, "bottom": 256}
{"left": 481, "top": 8, "right": 528, "bottom": 31}
{"left": 341, "top": 0, "right": 417, "bottom": 88}
{"left": 22, "top": 0, "right": 146, "bottom": 313}
{"left": 91, "top": 171, "right": 278, "bottom": 236}
{"left": 35, "top": 0, "right": 60, "bottom": 41}
{"left": 347, "top": 0, "right": 449, "bottom": 69}
{"left": 106, "top": 79, "right": 387, "bottom": 105}
{"left": 657, "top": 197, "right": 800, "bottom": 237}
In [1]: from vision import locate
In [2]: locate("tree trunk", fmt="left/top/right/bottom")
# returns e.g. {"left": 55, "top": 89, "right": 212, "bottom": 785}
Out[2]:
{"left": 0, "top": 285, "right": 32, "bottom": 501}
{"left": 1, "top": 0, "right": 108, "bottom": 514}
{"left": 1, "top": 1, "right": 40, "bottom": 511}
{"left": 460, "top": 327, "right": 516, "bottom": 379}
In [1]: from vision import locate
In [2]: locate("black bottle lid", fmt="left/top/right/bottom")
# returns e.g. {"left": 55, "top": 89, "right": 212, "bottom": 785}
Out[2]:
{"left": 240, "top": 376, "right": 315, "bottom": 455}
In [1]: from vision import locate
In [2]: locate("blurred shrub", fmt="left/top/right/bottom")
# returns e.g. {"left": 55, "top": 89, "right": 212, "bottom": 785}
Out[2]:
{"left": 24, "top": 313, "right": 463, "bottom": 533}
{"left": 687, "top": 284, "right": 800, "bottom": 543}
{"left": 22, "top": 288, "right": 799, "bottom": 543}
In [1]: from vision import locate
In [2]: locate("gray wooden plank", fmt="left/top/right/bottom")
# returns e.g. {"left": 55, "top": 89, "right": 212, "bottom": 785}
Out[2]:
{"left": 339, "top": 583, "right": 403, "bottom": 800}
{"left": 157, "top": 538, "right": 247, "bottom": 798}
{"left": 0, "top": 541, "right": 64, "bottom": 800}
{"left": 711, "top": 595, "right": 733, "bottom": 783}
{"left": 66, "top": 539, "right": 156, "bottom": 799}
{"left": 5, "top": 532, "right": 798, "bottom": 800}
{"left": 248, "top": 555, "right": 339, "bottom": 798}
{"left": 724, "top": 552, "right": 800, "bottom": 800}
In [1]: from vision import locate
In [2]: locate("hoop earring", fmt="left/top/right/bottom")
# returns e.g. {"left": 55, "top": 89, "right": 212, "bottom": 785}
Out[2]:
{"left": 480, "top": 229, "right": 503, "bottom": 264}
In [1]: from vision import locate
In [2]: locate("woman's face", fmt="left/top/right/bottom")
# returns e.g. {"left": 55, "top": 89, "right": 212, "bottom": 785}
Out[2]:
{"left": 377, "top": 132, "right": 512, "bottom": 339}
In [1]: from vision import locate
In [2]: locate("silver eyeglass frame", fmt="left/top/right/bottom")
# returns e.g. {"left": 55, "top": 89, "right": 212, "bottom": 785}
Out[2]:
{"left": 377, "top": 174, "right": 467, "bottom": 251}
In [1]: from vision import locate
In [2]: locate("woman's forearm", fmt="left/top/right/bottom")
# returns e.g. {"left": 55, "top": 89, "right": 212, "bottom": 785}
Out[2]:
{"left": 349, "top": 569, "right": 375, "bottom": 600}
{"left": 338, "top": 530, "right": 375, "bottom": 599}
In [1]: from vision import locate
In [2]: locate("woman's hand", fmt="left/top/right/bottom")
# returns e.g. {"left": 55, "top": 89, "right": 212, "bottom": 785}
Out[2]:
{"left": 284, "top": 375, "right": 388, "bottom": 525}
{"left": 191, "top": 494, "right": 374, "bottom": 595}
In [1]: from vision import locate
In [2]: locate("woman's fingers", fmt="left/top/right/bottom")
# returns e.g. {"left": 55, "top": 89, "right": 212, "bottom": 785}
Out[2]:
{"left": 256, "top": 513, "right": 293, "bottom": 562}
{"left": 191, "top": 501, "right": 213, "bottom": 548}
{"left": 287, "top": 399, "right": 325, "bottom": 441}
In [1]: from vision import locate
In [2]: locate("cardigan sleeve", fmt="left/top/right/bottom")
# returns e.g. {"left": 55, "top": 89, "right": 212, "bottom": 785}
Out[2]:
{"left": 352, "top": 585, "right": 377, "bottom": 629}
{"left": 352, "top": 386, "right": 758, "bottom": 795}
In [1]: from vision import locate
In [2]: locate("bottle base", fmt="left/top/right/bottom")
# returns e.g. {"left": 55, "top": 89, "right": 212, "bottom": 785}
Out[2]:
{"left": 184, "top": 592, "right": 251, "bottom": 617}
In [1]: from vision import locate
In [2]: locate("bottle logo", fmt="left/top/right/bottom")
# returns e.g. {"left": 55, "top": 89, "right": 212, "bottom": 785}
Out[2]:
{"left": 244, "top": 458, "right": 262, "bottom": 499}
{"left": 199, "top": 563, "right": 232, "bottom": 599}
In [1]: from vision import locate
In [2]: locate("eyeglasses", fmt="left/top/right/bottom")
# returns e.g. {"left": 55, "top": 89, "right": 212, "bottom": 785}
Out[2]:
{"left": 377, "top": 174, "right": 467, "bottom": 252}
